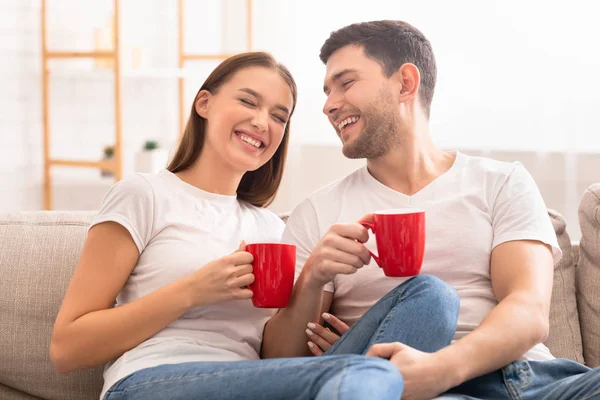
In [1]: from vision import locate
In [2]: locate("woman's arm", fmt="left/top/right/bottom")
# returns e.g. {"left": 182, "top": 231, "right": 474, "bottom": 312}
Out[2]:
{"left": 50, "top": 222, "right": 254, "bottom": 373}
{"left": 49, "top": 222, "right": 194, "bottom": 373}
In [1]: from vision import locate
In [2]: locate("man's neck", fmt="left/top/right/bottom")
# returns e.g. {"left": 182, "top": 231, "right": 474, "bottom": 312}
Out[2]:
{"left": 366, "top": 128, "right": 455, "bottom": 196}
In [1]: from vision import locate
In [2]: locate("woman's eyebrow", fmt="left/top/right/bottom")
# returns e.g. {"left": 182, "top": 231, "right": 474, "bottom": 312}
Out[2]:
{"left": 238, "top": 88, "right": 290, "bottom": 115}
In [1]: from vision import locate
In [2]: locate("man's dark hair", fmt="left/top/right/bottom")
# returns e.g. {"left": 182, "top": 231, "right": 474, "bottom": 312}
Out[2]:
{"left": 320, "top": 20, "right": 437, "bottom": 118}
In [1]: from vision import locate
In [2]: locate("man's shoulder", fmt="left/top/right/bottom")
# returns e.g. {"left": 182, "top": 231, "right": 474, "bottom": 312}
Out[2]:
{"left": 459, "top": 152, "right": 524, "bottom": 183}
{"left": 462, "top": 152, "right": 519, "bottom": 172}
{"left": 285, "top": 166, "right": 365, "bottom": 228}
{"left": 304, "top": 166, "right": 366, "bottom": 206}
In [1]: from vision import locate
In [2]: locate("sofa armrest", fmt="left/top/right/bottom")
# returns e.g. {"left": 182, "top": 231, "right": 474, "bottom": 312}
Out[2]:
{"left": 572, "top": 241, "right": 580, "bottom": 266}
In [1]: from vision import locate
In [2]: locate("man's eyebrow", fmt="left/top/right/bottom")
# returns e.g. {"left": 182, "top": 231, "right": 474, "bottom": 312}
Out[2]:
{"left": 323, "top": 69, "right": 357, "bottom": 93}
{"left": 238, "top": 87, "right": 290, "bottom": 115}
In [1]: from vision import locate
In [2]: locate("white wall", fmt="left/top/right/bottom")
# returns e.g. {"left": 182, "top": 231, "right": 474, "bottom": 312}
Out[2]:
{"left": 270, "top": 0, "right": 600, "bottom": 152}
{"left": 1, "top": 0, "right": 599, "bottom": 242}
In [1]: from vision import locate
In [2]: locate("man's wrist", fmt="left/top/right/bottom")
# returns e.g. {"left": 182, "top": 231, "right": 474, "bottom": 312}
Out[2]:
{"left": 297, "top": 267, "right": 328, "bottom": 292}
{"left": 431, "top": 346, "right": 469, "bottom": 389}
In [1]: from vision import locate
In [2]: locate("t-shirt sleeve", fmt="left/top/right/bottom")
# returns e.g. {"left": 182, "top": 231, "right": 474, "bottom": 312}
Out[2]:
{"left": 90, "top": 175, "right": 155, "bottom": 254}
{"left": 491, "top": 163, "right": 562, "bottom": 263}
{"left": 282, "top": 198, "right": 334, "bottom": 292}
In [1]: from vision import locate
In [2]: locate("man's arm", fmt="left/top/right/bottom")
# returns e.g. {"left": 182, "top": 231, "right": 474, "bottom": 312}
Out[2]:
{"left": 261, "top": 212, "right": 371, "bottom": 359}
{"left": 261, "top": 198, "right": 373, "bottom": 359}
{"left": 262, "top": 220, "right": 371, "bottom": 358}
{"left": 433, "top": 239, "right": 554, "bottom": 388}
{"left": 367, "top": 239, "right": 555, "bottom": 399}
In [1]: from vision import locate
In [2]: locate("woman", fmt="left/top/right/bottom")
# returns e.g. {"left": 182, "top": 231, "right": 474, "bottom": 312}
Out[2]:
{"left": 49, "top": 52, "right": 404, "bottom": 400}
{"left": 50, "top": 52, "right": 459, "bottom": 400}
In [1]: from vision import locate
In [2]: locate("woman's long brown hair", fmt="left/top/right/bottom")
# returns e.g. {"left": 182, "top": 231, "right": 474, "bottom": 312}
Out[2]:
{"left": 167, "top": 52, "right": 297, "bottom": 207}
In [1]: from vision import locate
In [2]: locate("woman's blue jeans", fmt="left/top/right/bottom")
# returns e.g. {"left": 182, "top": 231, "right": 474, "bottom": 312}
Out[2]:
{"left": 104, "top": 275, "right": 459, "bottom": 400}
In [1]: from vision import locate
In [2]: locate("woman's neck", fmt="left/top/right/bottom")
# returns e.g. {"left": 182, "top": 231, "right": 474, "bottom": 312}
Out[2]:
{"left": 175, "top": 149, "right": 243, "bottom": 196}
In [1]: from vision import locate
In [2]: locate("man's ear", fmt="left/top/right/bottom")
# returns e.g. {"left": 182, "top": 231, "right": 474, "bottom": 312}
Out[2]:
{"left": 194, "top": 90, "right": 211, "bottom": 118}
{"left": 391, "top": 63, "right": 420, "bottom": 103}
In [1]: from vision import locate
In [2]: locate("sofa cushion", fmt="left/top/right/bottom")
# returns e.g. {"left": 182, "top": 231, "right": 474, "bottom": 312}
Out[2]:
{"left": 544, "top": 210, "right": 585, "bottom": 363}
{"left": 0, "top": 383, "right": 40, "bottom": 400}
{"left": 578, "top": 184, "right": 600, "bottom": 367}
{"left": 0, "top": 211, "right": 103, "bottom": 400}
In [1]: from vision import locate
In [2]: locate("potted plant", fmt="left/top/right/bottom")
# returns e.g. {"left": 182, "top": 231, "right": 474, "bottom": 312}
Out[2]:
{"left": 101, "top": 145, "right": 114, "bottom": 177}
{"left": 135, "top": 140, "right": 169, "bottom": 174}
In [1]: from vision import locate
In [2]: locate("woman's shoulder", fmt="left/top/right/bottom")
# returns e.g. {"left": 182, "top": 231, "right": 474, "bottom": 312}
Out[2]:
{"left": 108, "top": 171, "right": 180, "bottom": 200}
{"left": 98, "top": 174, "right": 157, "bottom": 208}
{"left": 238, "top": 201, "right": 286, "bottom": 228}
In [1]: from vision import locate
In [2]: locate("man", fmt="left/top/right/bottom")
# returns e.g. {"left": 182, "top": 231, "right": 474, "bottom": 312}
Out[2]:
{"left": 262, "top": 20, "right": 600, "bottom": 399}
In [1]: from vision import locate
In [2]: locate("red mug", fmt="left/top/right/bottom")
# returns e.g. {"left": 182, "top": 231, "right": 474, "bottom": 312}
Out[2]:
{"left": 361, "top": 208, "right": 426, "bottom": 277}
{"left": 246, "top": 243, "right": 296, "bottom": 308}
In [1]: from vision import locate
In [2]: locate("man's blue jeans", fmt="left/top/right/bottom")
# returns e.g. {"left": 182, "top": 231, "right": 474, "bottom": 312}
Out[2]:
{"left": 104, "top": 275, "right": 459, "bottom": 399}
{"left": 436, "top": 358, "right": 600, "bottom": 400}
{"left": 326, "top": 275, "right": 600, "bottom": 400}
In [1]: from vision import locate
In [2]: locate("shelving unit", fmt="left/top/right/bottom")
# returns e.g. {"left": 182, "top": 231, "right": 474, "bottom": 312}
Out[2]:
{"left": 177, "top": 0, "right": 253, "bottom": 136}
{"left": 40, "top": 0, "right": 254, "bottom": 209}
{"left": 41, "top": 0, "right": 122, "bottom": 210}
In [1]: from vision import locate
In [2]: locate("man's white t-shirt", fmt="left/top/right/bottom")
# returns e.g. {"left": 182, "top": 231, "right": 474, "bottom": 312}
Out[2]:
{"left": 91, "top": 170, "right": 285, "bottom": 399}
{"left": 282, "top": 151, "right": 562, "bottom": 362}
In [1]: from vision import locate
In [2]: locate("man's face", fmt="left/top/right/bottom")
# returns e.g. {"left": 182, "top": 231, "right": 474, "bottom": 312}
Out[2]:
{"left": 322, "top": 45, "right": 399, "bottom": 159}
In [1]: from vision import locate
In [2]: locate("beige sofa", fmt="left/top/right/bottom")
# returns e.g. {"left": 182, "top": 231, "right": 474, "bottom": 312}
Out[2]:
{"left": 1, "top": 185, "right": 599, "bottom": 400}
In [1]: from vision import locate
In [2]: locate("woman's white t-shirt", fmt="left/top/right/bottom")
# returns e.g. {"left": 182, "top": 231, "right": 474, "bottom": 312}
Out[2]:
{"left": 91, "top": 170, "right": 285, "bottom": 399}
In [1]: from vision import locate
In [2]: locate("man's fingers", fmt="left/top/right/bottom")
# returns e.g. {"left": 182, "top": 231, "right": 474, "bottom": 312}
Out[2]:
{"left": 357, "top": 213, "right": 375, "bottom": 226}
{"left": 322, "top": 313, "right": 350, "bottom": 335}
{"left": 366, "top": 342, "right": 403, "bottom": 359}
{"left": 322, "top": 260, "right": 360, "bottom": 276}
{"left": 322, "top": 248, "right": 365, "bottom": 269}
{"left": 329, "top": 223, "right": 370, "bottom": 243}
{"left": 307, "top": 341, "right": 323, "bottom": 356}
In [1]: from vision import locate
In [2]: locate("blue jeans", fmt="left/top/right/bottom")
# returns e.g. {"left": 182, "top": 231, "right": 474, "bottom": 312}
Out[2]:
{"left": 326, "top": 274, "right": 460, "bottom": 355}
{"left": 104, "top": 275, "right": 459, "bottom": 400}
{"left": 436, "top": 358, "right": 600, "bottom": 400}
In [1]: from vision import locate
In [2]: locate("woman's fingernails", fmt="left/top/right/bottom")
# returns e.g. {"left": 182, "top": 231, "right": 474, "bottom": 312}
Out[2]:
{"left": 307, "top": 322, "right": 316, "bottom": 329}
{"left": 308, "top": 341, "right": 315, "bottom": 348}
{"left": 322, "top": 313, "right": 331, "bottom": 320}
{"left": 305, "top": 328, "right": 313, "bottom": 336}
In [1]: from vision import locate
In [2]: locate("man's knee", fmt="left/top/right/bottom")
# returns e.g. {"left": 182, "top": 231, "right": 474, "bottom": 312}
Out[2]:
{"left": 397, "top": 274, "right": 459, "bottom": 306}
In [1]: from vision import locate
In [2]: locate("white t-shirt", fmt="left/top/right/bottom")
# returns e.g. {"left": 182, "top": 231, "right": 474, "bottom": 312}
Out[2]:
{"left": 282, "top": 151, "right": 562, "bottom": 362}
{"left": 91, "top": 170, "right": 285, "bottom": 399}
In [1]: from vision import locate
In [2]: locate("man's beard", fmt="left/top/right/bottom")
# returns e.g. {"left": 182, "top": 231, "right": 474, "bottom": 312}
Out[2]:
{"left": 342, "top": 88, "right": 398, "bottom": 159}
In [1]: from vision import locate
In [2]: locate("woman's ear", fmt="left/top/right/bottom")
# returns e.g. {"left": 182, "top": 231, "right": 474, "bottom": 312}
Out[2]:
{"left": 194, "top": 90, "right": 211, "bottom": 118}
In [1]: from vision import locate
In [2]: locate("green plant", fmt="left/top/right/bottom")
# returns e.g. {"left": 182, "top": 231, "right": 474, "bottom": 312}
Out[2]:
{"left": 144, "top": 140, "right": 159, "bottom": 151}
{"left": 103, "top": 145, "right": 114, "bottom": 158}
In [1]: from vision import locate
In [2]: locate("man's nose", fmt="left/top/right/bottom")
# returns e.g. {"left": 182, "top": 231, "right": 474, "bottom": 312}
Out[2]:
{"left": 323, "top": 93, "right": 341, "bottom": 117}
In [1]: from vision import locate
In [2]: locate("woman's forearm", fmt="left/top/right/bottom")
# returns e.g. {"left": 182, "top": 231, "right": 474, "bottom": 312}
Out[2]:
{"left": 50, "top": 278, "right": 193, "bottom": 373}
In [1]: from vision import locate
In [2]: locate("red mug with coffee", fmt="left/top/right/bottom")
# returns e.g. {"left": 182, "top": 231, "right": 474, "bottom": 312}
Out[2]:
{"left": 246, "top": 243, "right": 296, "bottom": 308}
{"left": 361, "top": 208, "right": 426, "bottom": 277}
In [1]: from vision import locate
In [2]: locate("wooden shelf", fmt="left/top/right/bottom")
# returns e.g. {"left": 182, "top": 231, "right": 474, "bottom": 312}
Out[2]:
{"left": 47, "top": 51, "right": 115, "bottom": 59}
{"left": 181, "top": 54, "right": 235, "bottom": 61}
{"left": 41, "top": 0, "right": 253, "bottom": 209}
{"left": 48, "top": 67, "right": 189, "bottom": 78}
{"left": 177, "top": 0, "right": 253, "bottom": 135}
{"left": 49, "top": 159, "right": 116, "bottom": 171}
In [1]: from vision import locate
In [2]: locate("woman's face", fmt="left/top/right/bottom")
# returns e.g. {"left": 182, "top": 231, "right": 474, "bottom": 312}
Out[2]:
{"left": 196, "top": 66, "right": 294, "bottom": 173}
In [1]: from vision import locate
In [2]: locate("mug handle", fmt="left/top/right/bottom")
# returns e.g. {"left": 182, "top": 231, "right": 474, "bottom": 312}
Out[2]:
{"left": 360, "top": 222, "right": 381, "bottom": 267}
